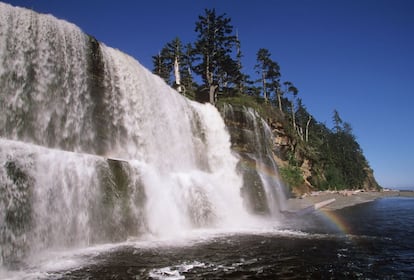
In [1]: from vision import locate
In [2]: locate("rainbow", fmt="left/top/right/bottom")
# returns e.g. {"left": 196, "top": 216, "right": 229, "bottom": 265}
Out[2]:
{"left": 317, "top": 208, "right": 353, "bottom": 235}
{"left": 239, "top": 156, "right": 282, "bottom": 182}
{"left": 242, "top": 157, "right": 354, "bottom": 236}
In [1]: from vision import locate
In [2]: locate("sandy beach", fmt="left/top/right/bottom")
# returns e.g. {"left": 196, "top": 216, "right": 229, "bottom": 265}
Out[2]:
{"left": 284, "top": 189, "right": 414, "bottom": 212}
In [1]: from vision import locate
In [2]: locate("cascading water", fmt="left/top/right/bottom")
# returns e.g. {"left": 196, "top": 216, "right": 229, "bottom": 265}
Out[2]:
{"left": 0, "top": 2, "right": 286, "bottom": 270}
{"left": 220, "top": 104, "right": 288, "bottom": 215}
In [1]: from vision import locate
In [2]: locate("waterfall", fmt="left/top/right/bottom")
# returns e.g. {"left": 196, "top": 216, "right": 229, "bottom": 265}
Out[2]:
{"left": 0, "top": 3, "right": 285, "bottom": 268}
{"left": 220, "top": 104, "right": 288, "bottom": 216}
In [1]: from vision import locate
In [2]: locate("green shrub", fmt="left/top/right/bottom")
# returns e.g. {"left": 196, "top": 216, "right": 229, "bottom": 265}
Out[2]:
{"left": 279, "top": 165, "right": 304, "bottom": 189}
{"left": 321, "top": 165, "right": 347, "bottom": 190}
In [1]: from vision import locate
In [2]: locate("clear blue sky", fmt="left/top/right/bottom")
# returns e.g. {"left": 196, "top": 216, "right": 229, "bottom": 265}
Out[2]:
{"left": 4, "top": 0, "right": 414, "bottom": 189}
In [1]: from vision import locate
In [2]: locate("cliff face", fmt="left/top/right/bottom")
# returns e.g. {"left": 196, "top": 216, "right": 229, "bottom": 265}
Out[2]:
{"left": 363, "top": 167, "right": 382, "bottom": 191}
{"left": 220, "top": 104, "right": 381, "bottom": 197}
{"left": 269, "top": 118, "right": 381, "bottom": 193}
{"left": 219, "top": 104, "right": 288, "bottom": 214}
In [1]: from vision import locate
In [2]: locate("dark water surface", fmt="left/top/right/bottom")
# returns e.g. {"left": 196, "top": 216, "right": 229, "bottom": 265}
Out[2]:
{"left": 3, "top": 197, "right": 414, "bottom": 279}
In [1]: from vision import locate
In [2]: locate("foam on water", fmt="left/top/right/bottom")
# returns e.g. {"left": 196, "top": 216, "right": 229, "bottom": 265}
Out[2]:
{"left": 149, "top": 261, "right": 206, "bottom": 280}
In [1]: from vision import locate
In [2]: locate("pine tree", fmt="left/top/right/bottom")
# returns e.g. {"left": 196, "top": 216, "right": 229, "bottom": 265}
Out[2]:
{"left": 193, "top": 9, "right": 239, "bottom": 104}
{"left": 323, "top": 110, "right": 368, "bottom": 189}
{"left": 234, "top": 29, "right": 246, "bottom": 94}
{"left": 332, "top": 109, "right": 343, "bottom": 133}
{"left": 254, "top": 48, "right": 281, "bottom": 103}
{"left": 152, "top": 47, "right": 171, "bottom": 84}
{"left": 284, "top": 81, "right": 299, "bottom": 130}
{"left": 180, "top": 43, "right": 196, "bottom": 97}
{"left": 152, "top": 37, "right": 192, "bottom": 95}
{"left": 296, "top": 98, "right": 313, "bottom": 142}
{"left": 165, "top": 38, "right": 184, "bottom": 92}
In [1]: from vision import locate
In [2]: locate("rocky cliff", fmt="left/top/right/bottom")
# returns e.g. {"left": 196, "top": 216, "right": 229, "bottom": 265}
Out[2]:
{"left": 220, "top": 103, "right": 381, "bottom": 197}
{"left": 219, "top": 104, "right": 288, "bottom": 214}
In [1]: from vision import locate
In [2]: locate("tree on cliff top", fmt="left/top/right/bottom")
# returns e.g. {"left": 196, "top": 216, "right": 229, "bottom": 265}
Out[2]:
{"left": 152, "top": 38, "right": 196, "bottom": 97}
{"left": 254, "top": 48, "right": 281, "bottom": 104}
{"left": 318, "top": 110, "right": 367, "bottom": 189}
{"left": 193, "top": 9, "right": 241, "bottom": 104}
{"left": 152, "top": 48, "right": 171, "bottom": 84}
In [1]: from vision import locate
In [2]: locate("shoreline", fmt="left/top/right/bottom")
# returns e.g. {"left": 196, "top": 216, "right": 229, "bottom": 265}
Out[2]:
{"left": 284, "top": 189, "right": 414, "bottom": 212}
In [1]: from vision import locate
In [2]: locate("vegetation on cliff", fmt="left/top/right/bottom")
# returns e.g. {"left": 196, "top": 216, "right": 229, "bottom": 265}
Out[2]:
{"left": 152, "top": 9, "right": 381, "bottom": 193}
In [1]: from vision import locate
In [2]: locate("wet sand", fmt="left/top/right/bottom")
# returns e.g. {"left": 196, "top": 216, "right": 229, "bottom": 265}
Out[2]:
{"left": 284, "top": 190, "right": 413, "bottom": 212}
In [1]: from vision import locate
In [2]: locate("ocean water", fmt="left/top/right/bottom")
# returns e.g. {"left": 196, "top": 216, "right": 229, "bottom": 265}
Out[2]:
{"left": 1, "top": 196, "right": 413, "bottom": 280}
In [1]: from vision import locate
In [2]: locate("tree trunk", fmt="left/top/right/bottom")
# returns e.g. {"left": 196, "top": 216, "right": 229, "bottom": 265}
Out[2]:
{"left": 205, "top": 54, "right": 218, "bottom": 105}
{"left": 291, "top": 100, "right": 296, "bottom": 130}
{"left": 174, "top": 56, "right": 182, "bottom": 92}
{"left": 262, "top": 71, "right": 267, "bottom": 102}
{"left": 305, "top": 116, "right": 312, "bottom": 142}
{"left": 209, "top": 84, "right": 218, "bottom": 105}
{"left": 277, "top": 88, "right": 282, "bottom": 112}
{"left": 296, "top": 125, "right": 304, "bottom": 141}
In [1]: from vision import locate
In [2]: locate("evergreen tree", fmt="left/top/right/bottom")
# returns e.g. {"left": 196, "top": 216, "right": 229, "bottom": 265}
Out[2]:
{"left": 166, "top": 37, "right": 184, "bottom": 92}
{"left": 295, "top": 98, "right": 313, "bottom": 142}
{"left": 180, "top": 43, "right": 196, "bottom": 97}
{"left": 254, "top": 48, "right": 281, "bottom": 103}
{"left": 152, "top": 47, "right": 171, "bottom": 84}
{"left": 322, "top": 110, "right": 367, "bottom": 189}
{"left": 332, "top": 109, "right": 343, "bottom": 133}
{"left": 234, "top": 29, "right": 247, "bottom": 94}
{"left": 284, "top": 81, "right": 299, "bottom": 130}
{"left": 152, "top": 37, "right": 193, "bottom": 95}
{"left": 193, "top": 9, "right": 239, "bottom": 104}
{"left": 244, "top": 74, "right": 261, "bottom": 97}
